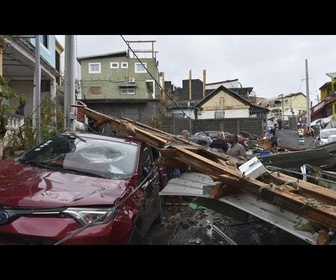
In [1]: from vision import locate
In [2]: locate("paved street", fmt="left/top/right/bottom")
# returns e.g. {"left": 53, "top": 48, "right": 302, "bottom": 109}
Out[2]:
{"left": 275, "top": 128, "right": 317, "bottom": 150}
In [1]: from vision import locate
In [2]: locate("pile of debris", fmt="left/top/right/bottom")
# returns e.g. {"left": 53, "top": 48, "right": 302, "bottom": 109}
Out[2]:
{"left": 76, "top": 102, "right": 336, "bottom": 245}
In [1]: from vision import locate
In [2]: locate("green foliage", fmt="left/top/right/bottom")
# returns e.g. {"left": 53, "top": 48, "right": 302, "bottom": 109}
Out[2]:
{"left": 18, "top": 116, "right": 35, "bottom": 150}
{"left": 150, "top": 115, "right": 161, "bottom": 129}
{"left": 40, "top": 95, "right": 64, "bottom": 140}
{"left": 0, "top": 76, "right": 18, "bottom": 137}
{"left": 3, "top": 95, "right": 65, "bottom": 159}
{"left": 0, "top": 35, "right": 13, "bottom": 44}
{"left": 149, "top": 89, "right": 171, "bottom": 129}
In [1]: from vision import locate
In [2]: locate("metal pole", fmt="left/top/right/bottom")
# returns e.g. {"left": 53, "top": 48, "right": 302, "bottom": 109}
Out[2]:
{"left": 33, "top": 35, "right": 41, "bottom": 145}
{"left": 64, "top": 35, "right": 76, "bottom": 130}
{"left": 305, "top": 59, "right": 311, "bottom": 127}
{"left": 281, "top": 94, "right": 285, "bottom": 120}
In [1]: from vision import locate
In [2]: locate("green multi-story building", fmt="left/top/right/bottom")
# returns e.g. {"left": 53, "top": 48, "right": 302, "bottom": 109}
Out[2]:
{"left": 77, "top": 46, "right": 161, "bottom": 132}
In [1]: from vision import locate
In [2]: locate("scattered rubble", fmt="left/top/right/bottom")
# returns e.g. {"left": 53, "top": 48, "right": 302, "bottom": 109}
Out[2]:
{"left": 144, "top": 199, "right": 308, "bottom": 245}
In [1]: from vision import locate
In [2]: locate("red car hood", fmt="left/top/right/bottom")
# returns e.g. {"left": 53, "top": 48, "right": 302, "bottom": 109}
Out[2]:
{"left": 0, "top": 159, "right": 129, "bottom": 208}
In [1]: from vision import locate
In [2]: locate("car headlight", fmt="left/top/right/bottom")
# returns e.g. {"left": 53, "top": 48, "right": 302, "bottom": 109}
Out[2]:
{"left": 63, "top": 207, "right": 117, "bottom": 226}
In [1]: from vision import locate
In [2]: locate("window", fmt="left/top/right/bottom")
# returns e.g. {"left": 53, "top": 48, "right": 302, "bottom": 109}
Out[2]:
{"left": 121, "top": 62, "right": 128, "bottom": 68}
{"left": 89, "top": 63, "right": 101, "bottom": 73}
{"left": 110, "top": 62, "right": 119, "bottom": 68}
{"left": 214, "top": 111, "right": 225, "bottom": 119}
{"left": 146, "top": 80, "right": 155, "bottom": 97}
{"left": 120, "top": 87, "right": 136, "bottom": 95}
{"left": 39, "top": 35, "right": 49, "bottom": 49}
{"left": 135, "top": 62, "right": 147, "bottom": 73}
{"left": 90, "top": 86, "right": 102, "bottom": 95}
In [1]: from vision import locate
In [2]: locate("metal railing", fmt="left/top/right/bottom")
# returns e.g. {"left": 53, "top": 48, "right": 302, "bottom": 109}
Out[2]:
{"left": 3, "top": 112, "right": 25, "bottom": 147}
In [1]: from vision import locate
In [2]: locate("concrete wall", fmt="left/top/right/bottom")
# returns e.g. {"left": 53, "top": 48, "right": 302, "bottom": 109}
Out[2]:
{"left": 161, "top": 117, "right": 264, "bottom": 137}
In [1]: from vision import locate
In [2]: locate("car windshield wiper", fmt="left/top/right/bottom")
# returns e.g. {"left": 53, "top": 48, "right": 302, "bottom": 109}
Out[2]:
{"left": 18, "top": 158, "right": 43, "bottom": 167}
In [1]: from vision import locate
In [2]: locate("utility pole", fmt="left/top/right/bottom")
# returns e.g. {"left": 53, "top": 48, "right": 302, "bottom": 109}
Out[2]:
{"left": 281, "top": 94, "right": 285, "bottom": 120}
{"left": 64, "top": 35, "right": 76, "bottom": 130}
{"left": 33, "top": 35, "right": 41, "bottom": 145}
{"left": 305, "top": 59, "right": 311, "bottom": 127}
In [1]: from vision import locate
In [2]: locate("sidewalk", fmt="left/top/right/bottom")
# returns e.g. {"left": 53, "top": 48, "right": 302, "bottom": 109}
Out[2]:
{"left": 276, "top": 128, "right": 317, "bottom": 149}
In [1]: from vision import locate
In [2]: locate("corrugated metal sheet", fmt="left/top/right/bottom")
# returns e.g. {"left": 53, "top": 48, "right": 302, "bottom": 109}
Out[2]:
{"left": 160, "top": 172, "right": 336, "bottom": 245}
{"left": 159, "top": 172, "right": 215, "bottom": 197}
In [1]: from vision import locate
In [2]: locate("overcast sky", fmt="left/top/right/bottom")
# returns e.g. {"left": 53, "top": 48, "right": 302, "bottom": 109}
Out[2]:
{"left": 55, "top": 35, "right": 336, "bottom": 105}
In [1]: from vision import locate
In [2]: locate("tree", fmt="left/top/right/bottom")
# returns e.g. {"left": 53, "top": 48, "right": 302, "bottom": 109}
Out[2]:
{"left": 0, "top": 35, "right": 17, "bottom": 138}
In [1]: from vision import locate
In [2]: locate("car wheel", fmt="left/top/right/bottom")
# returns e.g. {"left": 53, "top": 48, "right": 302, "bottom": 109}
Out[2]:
{"left": 129, "top": 226, "right": 144, "bottom": 245}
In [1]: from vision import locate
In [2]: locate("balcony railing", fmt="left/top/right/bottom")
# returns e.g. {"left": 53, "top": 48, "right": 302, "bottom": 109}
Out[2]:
{"left": 3, "top": 112, "right": 25, "bottom": 148}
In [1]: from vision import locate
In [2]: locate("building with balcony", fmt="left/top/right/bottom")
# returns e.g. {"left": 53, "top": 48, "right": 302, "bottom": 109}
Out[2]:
{"left": 1, "top": 35, "right": 63, "bottom": 117}
{"left": 311, "top": 72, "right": 336, "bottom": 122}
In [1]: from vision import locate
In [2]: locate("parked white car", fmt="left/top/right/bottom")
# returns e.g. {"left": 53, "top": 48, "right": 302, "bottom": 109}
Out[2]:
{"left": 317, "top": 128, "right": 336, "bottom": 146}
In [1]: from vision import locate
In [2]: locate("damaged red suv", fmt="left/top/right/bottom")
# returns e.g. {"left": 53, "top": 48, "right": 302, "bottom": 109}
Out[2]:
{"left": 0, "top": 131, "right": 165, "bottom": 245}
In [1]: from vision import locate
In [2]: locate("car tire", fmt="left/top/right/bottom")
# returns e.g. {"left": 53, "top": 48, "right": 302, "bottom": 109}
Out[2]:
{"left": 129, "top": 226, "right": 144, "bottom": 245}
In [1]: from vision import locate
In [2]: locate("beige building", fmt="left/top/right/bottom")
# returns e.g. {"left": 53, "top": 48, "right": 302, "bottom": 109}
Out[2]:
{"left": 258, "top": 92, "right": 307, "bottom": 122}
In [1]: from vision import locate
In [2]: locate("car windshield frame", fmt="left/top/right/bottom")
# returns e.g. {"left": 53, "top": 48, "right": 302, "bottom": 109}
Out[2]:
{"left": 19, "top": 134, "right": 138, "bottom": 179}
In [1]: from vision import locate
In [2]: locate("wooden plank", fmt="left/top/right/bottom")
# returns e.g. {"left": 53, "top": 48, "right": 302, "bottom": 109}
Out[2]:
{"left": 266, "top": 171, "right": 336, "bottom": 205}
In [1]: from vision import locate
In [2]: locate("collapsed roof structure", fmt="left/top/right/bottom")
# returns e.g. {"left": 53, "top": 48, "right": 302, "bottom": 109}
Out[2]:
{"left": 75, "top": 101, "right": 336, "bottom": 245}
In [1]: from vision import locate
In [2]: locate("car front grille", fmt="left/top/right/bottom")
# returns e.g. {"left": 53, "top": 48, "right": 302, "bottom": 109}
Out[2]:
{"left": 0, "top": 232, "right": 56, "bottom": 245}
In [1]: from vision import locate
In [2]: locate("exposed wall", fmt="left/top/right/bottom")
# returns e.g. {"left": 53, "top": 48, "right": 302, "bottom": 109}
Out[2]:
{"left": 161, "top": 117, "right": 264, "bottom": 137}
{"left": 83, "top": 101, "right": 264, "bottom": 138}
{"left": 30, "top": 35, "right": 56, "bottom": 68}
{"left": 181, "top": 79, "right": 204, "bottom": 100}
{"left": 81, "top": 99, "right": 161, "bottom": 135}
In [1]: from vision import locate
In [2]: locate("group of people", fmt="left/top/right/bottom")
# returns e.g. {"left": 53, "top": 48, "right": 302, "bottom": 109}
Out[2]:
{"left": 166, "top": 130, "right": 246, "bottom": 213}
{"left": 208, "top": 131, "right": 247, "bottom": 159}
{"left": 297, "top": 123, "right": 315, "bottom": 138}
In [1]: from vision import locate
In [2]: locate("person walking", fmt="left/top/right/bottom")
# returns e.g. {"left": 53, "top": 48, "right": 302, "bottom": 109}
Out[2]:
{"left": 278, "top": 119, "right": 282, "bottom": 130}
{"left": 298, "top": 125, "right": 305, "bottom": 145}
{"left": 270, "top": 134, "right": 278, "bottom": 153}
{"left": 226, "top": 133, "right": 246, "bottom": 159}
